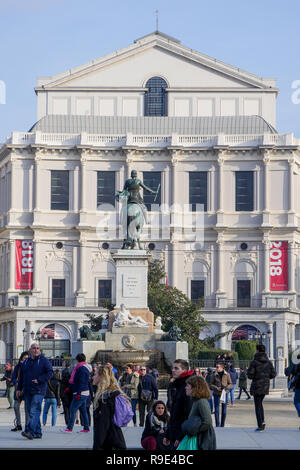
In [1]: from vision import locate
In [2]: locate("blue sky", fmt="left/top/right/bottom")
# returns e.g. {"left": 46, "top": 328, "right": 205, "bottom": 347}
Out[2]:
{"left": 0, "top": 0, "right": 300, "bottom": 141}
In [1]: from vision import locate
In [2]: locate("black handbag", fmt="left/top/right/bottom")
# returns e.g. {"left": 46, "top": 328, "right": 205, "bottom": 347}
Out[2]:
{"left": 140, "top": 389, "right": 152, "bottom": 402}
{"left": 181, "top": 416, "right": 202, "bottom": 436}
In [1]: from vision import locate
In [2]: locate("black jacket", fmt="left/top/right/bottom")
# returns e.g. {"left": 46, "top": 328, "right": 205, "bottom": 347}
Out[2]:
{"left": 166, "top": 371, "right": 194, "bottom": 444}
{"left": 141, "top": 412, "right": 170, "bottom": 451}
{"left": 138, "top": 374, "right": 158, "bottom": 401}
{"left": 247, "top": 352, "right": 277, "bottom": 395}
{"left": 44, "top": 378, "right": 61, "bottom": 405}
{"left": 93, "top": 390, "right": 126, "bottom": 450}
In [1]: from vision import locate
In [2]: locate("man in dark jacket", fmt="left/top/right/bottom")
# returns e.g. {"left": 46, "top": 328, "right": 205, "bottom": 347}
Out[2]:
{"left": 247, "top": 344, "right": 277, "bottom": 431}
{"left": 164, "top": 359, "right": 194, "bottom": 449}
{"left": 138, "top": 365, "right": 158, "bottom": 427}
{"left": 16, "top": 343, "right": 53, "bottom": 440}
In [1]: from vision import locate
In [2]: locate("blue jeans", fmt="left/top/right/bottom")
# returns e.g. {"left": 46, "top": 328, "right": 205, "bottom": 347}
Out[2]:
{"left": 67, "top": 395, "right": 89, "bottom": 431}
{"left": 208, "top": 392, "right": 214, "bottom": 413}
{"left": 226, "top": 384, "right": 236, "bottom": 404}
{"left": 131, "top": 398, "right": 138, "bottom": 424}
{"left": 42, "top": 398, "right": 58, "bottom": 426}
{"left": 294, "top": 389, "right": 300, "bottom": 417}
{"left": 24, "top": 394, "right": 44, "bottom": 438}
{"left": 213, "top": 393, "right": 227, "bottom": 427}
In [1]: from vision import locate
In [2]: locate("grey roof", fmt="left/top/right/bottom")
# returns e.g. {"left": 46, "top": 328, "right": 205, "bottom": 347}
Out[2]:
{"left": 29, "top": 115, "right": 277, "bottom": 135}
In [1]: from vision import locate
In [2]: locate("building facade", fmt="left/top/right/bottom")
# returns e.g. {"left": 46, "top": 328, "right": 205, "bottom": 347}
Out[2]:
{"left": 0, "top": 32, "right": 300, "bottom": 380}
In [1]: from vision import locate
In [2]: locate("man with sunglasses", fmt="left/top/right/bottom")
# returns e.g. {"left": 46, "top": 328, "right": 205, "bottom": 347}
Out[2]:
{"left": 138, "top": 366, "right": 158, "bottom": 427}
{"left": 16, "top": 343, "right": 53, "bottom": 440}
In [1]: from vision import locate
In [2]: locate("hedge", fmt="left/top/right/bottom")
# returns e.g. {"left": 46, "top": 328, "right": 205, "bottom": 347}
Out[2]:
{"left": 198, "top": 349, "right": 239, "bottom": 361}
{"left": 234, "top": 340, "right": 258, "bottom": 360}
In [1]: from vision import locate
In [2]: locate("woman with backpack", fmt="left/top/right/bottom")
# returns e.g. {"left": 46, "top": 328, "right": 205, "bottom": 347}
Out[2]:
{"left": 92, "top": 365, "right": 130, "bottom": 450}
{"left": 141, "top": 401, "right": 171, "bottom": 450}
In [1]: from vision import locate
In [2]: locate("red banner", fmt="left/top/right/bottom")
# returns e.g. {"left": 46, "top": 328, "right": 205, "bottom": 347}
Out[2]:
{"left": 270, "top": 241, "right": 288, "bottom": 291}
{"left": 15, "top": 240, "right": 34, "bottom": 290}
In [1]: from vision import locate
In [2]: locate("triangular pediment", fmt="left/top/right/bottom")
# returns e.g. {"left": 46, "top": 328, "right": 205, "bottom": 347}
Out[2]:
{"left": 37, "top": 32, "right": 276, "bottom": 91}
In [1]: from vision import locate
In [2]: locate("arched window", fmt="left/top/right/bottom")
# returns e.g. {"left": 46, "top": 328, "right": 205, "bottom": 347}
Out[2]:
{"left": 144, "top": 77, "right": 168, "bottom": 116}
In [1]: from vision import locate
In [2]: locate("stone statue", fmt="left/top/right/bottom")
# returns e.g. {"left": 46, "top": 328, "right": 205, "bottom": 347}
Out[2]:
{"left": 167, "top": 325, "right": 183, "bottom": 342}
{"left": 154, "top": 316, "right": 163, "bottom": 331}
{"left": 113, "top": 303, "right": 151, "bottom": 328}
{"left": 79, "top": 325, "right": 103, "bottom": 341}
{"left": 116, "top": 169, "right": 159, "bottom": 249}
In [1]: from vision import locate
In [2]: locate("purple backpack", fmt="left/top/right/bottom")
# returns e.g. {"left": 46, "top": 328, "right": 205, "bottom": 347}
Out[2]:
{"left": 113, "top": 394, "right": 134, "bottom": 427}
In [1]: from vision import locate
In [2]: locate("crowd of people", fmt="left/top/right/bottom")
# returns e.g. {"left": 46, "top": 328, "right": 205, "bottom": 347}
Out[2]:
{"left": 1, "top": 341, "right": 300, "bottom": 450}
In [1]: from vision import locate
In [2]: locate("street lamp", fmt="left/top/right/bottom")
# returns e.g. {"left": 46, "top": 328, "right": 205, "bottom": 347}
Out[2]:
{"left": 30, "top": 330, "right": 41, "bottom": 342}
{"left": 22, "top": 328, "right": 26, "bottom": 349}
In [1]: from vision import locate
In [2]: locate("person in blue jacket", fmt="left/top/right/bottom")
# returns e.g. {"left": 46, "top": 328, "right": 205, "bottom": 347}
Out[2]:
{"left": 137, "top": 365, "right": 158, "bottom": 427}
{"left": 62, "top": 353, "right": 91, "bottom": 433}
{"left": 16, "top": 343, "right": 53, "bottom": 440}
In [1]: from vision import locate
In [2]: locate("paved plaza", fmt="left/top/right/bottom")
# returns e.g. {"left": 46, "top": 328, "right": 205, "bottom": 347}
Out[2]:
{"left": 0, "top": 395, "right": 299, "bottom": 450}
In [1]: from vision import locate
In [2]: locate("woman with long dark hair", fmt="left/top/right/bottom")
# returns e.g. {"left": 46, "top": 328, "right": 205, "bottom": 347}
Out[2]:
{"left": 141, "top": 400, "right": 170, "bottom": 450}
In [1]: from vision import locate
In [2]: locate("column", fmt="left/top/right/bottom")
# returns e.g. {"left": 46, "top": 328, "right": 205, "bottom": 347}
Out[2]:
{"left": 219, "top": 322, "right": 227, "bottom": 350}
{"left": 217, "top": 156, "right": 224, "bottom": 213}
{"left": 289, "top": 241, "right": 296, "bottom": 293}
{"left": 288, "top": 158, "right": 297, "bottom": 226}
{"left": 9, "top": 158, "right": 16, "bottom": 211}
{"left": 171, "top": 155, "right": 179, "bottom": 244}
{"left": 163, "top": 165, "right": 170, "bottom": 208}
{"left": 208, "top": 167, "right": 214, "bottom": 213}
{"left": 33, "top": 155, "right": 42, "bottom": 212}
{"left": 32, "top": 236, "right": 41, "bottom": 293}
{"left": 262, "top": 237, "right": 270, "bottom": 294}
{"left": 266, "top": 322, "right": 274, "bottom": 359}
{"left": 80, "top": 156, "right": 87, "bottom": 212}
{"left": 125, "top": 153, "right": 133, "bottom": 179}
{"left": 8, "top": 239, "right": 15, "bottom": 291}
{"left": 77, "top": 237, "right": 87, "bottom": 296}
{"left": 254, "top": 166, "right": 260, "bottom": 212}
{"left": 262, "top": 154, "right": 271, "bottom": 226}
{"left": 170, "top": 240, "right": 178, "bottom": 288}
{"left": 216, "top": 236, "right": 225, "bottom": 293}
{"left": 289, "top": 158, "right": 295, "bottom": 213}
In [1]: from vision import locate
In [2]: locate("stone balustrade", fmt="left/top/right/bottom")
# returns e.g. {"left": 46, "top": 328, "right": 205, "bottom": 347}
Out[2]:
{"left": 4, "top": 131, "right": 298, "bottom": 149}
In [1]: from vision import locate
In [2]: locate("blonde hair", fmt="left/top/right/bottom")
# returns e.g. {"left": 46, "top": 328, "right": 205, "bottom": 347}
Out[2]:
{"left": 93, "top": 365, "right": 129, "bottom": 407}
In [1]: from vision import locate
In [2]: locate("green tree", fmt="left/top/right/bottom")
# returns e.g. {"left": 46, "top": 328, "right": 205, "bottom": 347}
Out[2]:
{"left": 148, "top": 259, "right": 207, "bottom": 359}
{"left": 234, "top": 340, "right": 259, "bottom": 360}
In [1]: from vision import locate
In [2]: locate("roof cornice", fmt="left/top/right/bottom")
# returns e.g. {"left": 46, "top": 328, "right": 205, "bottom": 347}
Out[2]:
{"left": 38, "top": 32, "right": 275, "bottom": 91}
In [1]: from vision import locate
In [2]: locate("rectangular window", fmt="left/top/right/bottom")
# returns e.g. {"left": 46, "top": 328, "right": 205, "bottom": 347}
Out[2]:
{"left": 235, "top": 171, "right": 253, "bottom": 212}
{"left": 98, "top": 279, "right": 112, "bottom": 307}
{"left": 189, "top": 172, "right": 207, "bottom": 212}
{"left": 52, "top": 279, "right": 65, "bottom": 307}
{"left": 191, "top": 280, "right": 205, "bottom": 304}
{"left": 143, "top": 172, "right": 161, "bottom": 211}
{"left": 97, "top": 171, "right": 115, "bottom": 208}
{"left": 51, "top": 171, "right": 69, "bottom": 211}
{"left": 237, "top": 280, "right": 251, "bottom": 307}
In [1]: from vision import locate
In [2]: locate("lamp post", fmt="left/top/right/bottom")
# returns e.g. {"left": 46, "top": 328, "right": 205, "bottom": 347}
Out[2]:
{"left": 22, "top": 328, "right": 26, "bottom": 350}
{"left": 30, "top": 330, "right": 41, "bottom": 342}
{"left": 267, "top": 330, "right": 272, "bottom": 358}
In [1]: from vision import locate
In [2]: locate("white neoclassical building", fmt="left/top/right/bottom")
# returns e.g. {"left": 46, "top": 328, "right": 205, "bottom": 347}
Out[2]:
{"left": 0, "top": 31, "right": 300, "bottom": 381}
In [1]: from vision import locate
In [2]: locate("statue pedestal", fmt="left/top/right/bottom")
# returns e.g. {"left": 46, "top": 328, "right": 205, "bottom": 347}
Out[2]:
{"left": 112, "top": 250, "right": 150, "bottom": 309}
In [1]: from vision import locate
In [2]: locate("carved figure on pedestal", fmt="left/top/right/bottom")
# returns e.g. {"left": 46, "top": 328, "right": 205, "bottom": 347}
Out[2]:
{"left": 113, "top": 303, "right": 151, "bottom": 328}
